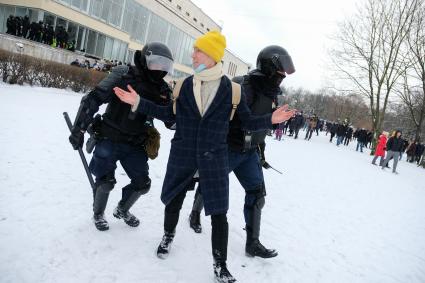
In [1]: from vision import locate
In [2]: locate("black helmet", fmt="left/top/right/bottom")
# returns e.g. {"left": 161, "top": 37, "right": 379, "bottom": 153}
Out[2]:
{"left": 256, "top": 45, "right": 295, "bottom": 77}
{"left": 134, "top": 42, "right": 174, "bottom": 82}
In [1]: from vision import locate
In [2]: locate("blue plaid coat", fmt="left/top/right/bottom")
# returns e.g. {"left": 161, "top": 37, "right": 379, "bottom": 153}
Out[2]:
{"left": 136, "top": 75, "right": 272, "bottom": 215}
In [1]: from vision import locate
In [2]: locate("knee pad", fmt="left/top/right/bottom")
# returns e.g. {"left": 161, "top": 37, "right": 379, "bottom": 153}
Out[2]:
{"left": 132, "top": 176, "right": 151, "bottom": 195}
{"left": 245, "top": 183, "right": 266, "bottom": 210}
{"left": 96, "top": 174, "right": 116, "bottom": 193}
{"left": 255, "top": 196, "right": 265, "bottom": 210}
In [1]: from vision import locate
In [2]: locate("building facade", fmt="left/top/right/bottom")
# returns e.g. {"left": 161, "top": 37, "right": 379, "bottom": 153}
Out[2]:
{"left": 0, "top": 0, "right": 250, "bottom": 78}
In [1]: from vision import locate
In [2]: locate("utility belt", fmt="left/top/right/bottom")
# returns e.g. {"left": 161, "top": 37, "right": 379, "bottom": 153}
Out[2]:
{"left": 101, "top": 123, "right": 147, "bottom": 146}
{"left": 85, "top": 115, "right": 147, "bottom": 153}
{"left": 242, "top": 130, "right": 267, "bottom": 152}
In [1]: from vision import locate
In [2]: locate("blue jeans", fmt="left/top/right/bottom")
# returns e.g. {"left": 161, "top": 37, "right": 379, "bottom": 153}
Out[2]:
{"left": 336, "top": 135, "right": 344, "bottom": 146}
{"left": 228, "top": 150, "right": 265, "bottom": 227}
{"left": 356, "top": 141, "right": 364, "bottom": 152}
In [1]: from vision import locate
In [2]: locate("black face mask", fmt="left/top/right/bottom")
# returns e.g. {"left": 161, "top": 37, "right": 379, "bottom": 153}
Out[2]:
{"left": 147, "top": 70, "right": 167, "bottom": 83}
{"left": 267, "top": 73, "right": 286, "bottom": 88}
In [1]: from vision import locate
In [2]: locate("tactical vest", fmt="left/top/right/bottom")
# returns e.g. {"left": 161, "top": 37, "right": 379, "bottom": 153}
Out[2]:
{"left": 100, "top": 66, "right": 157, "bottom": 144}
{"left": 227, "top": 75, "right": 276, "bottom": 151}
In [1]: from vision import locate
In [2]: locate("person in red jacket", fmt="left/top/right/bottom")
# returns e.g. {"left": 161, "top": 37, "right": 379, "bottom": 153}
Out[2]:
{"left": 372, "top": 131, "right": 388, "bottom": 166}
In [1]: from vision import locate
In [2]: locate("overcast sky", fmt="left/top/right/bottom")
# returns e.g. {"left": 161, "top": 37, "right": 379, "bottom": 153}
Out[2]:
{"left": 191, "top": 0, "right": 358, "bottom": 91}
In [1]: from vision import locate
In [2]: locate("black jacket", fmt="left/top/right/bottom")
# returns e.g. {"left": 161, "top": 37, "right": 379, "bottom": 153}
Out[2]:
{"left": 227, "top": 71, "right": 280, "bottom": 151}
{"left": 386, "top": 137, "right": 404, "bottom": 152}
{"left": 74, "top": 65, "right": 171, "bottom": 145}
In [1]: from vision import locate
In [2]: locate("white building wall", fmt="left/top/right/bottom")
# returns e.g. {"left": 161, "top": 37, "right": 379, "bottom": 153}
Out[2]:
{"left": 0, "top": 0, "right": 250, "bottom": 78}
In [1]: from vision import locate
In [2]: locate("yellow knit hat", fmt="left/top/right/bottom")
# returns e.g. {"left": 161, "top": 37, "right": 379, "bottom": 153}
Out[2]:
{"left": 194, "top": 30, "right": 226, "bottom": 63}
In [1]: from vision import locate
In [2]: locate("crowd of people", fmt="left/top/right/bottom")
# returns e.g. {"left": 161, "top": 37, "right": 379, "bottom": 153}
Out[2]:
{"left": 272, "top": 113, "right": 425, "bottom": 174}
{"left": 70, "top": 58, "right": 127, "bottom": 72}
{"left": 5, "top": 14, "right": 135, "bottom": 74}
{"left": 6, "top": 15, "right": 75, "bottom": 51}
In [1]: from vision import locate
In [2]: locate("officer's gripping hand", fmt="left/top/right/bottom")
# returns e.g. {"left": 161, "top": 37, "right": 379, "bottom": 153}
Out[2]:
{"left": 261, "top": 159, "right": 271, "bottom": 169}
{"left": 69, "top": 128, "right": 84, "bottom": 150}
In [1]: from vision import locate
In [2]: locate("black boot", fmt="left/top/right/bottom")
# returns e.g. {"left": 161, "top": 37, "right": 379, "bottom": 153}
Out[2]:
{"left": 93, "top": 213, "right": 109, "bottom": 231}
{"left": 92, "top": 181, "right": 113, "bottom": 231}
{"left": 213, "top": 261, "right": 237, "bottom": 283}
{"left": 211, "top": 214, "right": 236, "bottom": 282}
{"left": 113, "top": 203, "right": 140, "bottom": 227}
{"left": 245, "top": 238, "right": 278, "bottom": 258}
{"left": 113, "top": 183, "right": 146, "bottom": 227}
{"left": 157, "top": 230, "right": 175, "bottom": 259}
{"left": 245, "top": 226, "right": 278, "bottom": 258}
{"left": 189, "top": 210, "right": 202, "bottom": 233}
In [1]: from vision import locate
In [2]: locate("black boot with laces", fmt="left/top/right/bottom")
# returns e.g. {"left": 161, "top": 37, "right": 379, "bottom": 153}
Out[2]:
{"left": 157, "top": 231, "right": 175, "bottom": 259}
{"left": 213, "top": 261, "right": 236, "bottom": 283}
{"left": 113, "top": 205, "right": 140, "bottom": 227}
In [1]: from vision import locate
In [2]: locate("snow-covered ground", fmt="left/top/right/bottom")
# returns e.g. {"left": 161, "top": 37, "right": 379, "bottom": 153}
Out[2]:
{"left": 1, "top": 83, "right": 425, "bottom": 283}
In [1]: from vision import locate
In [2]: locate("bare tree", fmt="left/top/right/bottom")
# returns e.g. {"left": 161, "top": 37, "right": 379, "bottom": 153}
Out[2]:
{"left": 397, "top": 0, "right": 425, "bottom": 142}
{"left": 331, "top": 0, "right": 420, "bottom": 147}
{"left": 283, "top": 87, "right": 369, "bottom": 127}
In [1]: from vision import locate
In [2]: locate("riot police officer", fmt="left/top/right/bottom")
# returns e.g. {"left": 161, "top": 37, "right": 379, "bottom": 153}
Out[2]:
{"left": 69, "top": 42, "right": 174, "bottom": 231}
{"left": 189, "top": 45, "right": 295, "bottom": 258}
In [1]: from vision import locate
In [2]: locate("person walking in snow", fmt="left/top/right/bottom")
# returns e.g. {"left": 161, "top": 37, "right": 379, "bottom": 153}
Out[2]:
{"left": 405, "top": 140, "right": 417, "bottom": 163}
{"left": 68, "top": 43, "right": 174, "bottom": 231}
{"left": 293, "top": 111, "right": 304, "bottom": 139}
{"left": 381, "top": 130, "right": 404, "bottom": 174}
{"left": 187, "top": 45, "right": 295, "bottom": 261}
{"left": 372, "top": 131, "right": 388, "bottom": 166}
{"left": 305, "top": 114, "right": 318, "bottom": 140}
{"left": 113, "top": 32, "right": 296, "bottom": 282}
{"left": 275, "top": 123, "right": 283, "bottom": 141}
{"left": 336, "top": 119, "right": 348, "bottom": 146}
{"left": 343, "top": 127, "right": 353, "bottom": 146}
{"left": 356, "top": 128, "right": 368, "bottom": 152}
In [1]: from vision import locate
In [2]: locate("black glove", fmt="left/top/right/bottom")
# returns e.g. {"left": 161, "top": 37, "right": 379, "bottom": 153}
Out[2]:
{"left": 69, "top": 128, "right": 84, "bottom": 150}
{"left": 261, "top": 159, "right": 271, "bottom": 169}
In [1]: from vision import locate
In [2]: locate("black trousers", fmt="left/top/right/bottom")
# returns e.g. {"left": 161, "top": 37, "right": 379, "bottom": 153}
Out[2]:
{"left": 164, "top": 188, "right": 229, "bottom": 262}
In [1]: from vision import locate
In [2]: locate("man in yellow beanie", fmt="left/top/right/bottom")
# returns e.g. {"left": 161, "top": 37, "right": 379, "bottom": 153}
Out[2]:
{"left": 189, "top": 45, "right": 295, "bottom": 261}
{"left": 113, "top": 30, "right": 296, "bottom": 283}
{"left": 193, "top": 30, "right": 226, "bottom": 65}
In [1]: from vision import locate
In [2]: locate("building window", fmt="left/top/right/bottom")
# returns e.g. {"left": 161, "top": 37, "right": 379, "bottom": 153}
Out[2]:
{"left": 193, "top": 17, "right": 197, "bottom": 22}
{"left": 177, "top": 5, "right": 181, "bottom": 10}
{"left": 146, "top": 13, "right": 169, "bottom": 44}
{"left": 86, "top": 29, "right": 98, "bottom": 55}
{"left": 200, "top": 23, "right": 204, "bottom": 27}
{"left": 90, "top": 0, "right": 102, "bottom": 19}
{"left": 206, "top": 28, "right": 210, "bottom": 32}
{"left": 227, "top": 62, "right": 238, "bottom": 77}
{"left": 43, "top": 12, "right": 56, "bottom": 26}
{"left": 185, "top": 12, "right": 190, "bottom": 16}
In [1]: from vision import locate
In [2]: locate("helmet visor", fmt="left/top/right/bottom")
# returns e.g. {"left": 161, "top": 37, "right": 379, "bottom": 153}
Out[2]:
{"left": 272, "top": 54, "right": 295, "bottom": 75}
{"left": 145, "top": 54, "right": 174, "bottom": 73}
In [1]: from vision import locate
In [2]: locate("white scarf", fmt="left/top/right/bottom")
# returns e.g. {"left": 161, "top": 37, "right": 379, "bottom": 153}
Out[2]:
{"left": 192, "top": 62, "right": 223, "bottom": 116}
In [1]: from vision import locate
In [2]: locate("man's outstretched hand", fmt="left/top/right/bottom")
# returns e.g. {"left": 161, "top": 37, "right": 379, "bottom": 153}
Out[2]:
{"left": 271, "top": 104, "right": 296, "bottom": 124}
{"left": 113, "top": 85, "right": 139, "bottom": 106}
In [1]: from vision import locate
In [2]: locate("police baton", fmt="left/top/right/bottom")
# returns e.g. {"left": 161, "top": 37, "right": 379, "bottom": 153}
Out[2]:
{"left": 263, "top": 161, "right": 283, "bottom": 174}
{"left": 63, "top": 112, "right": 96, "bottom": 198}
{"left": 268, "top": 165, "right": 283, "bottom": 174}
